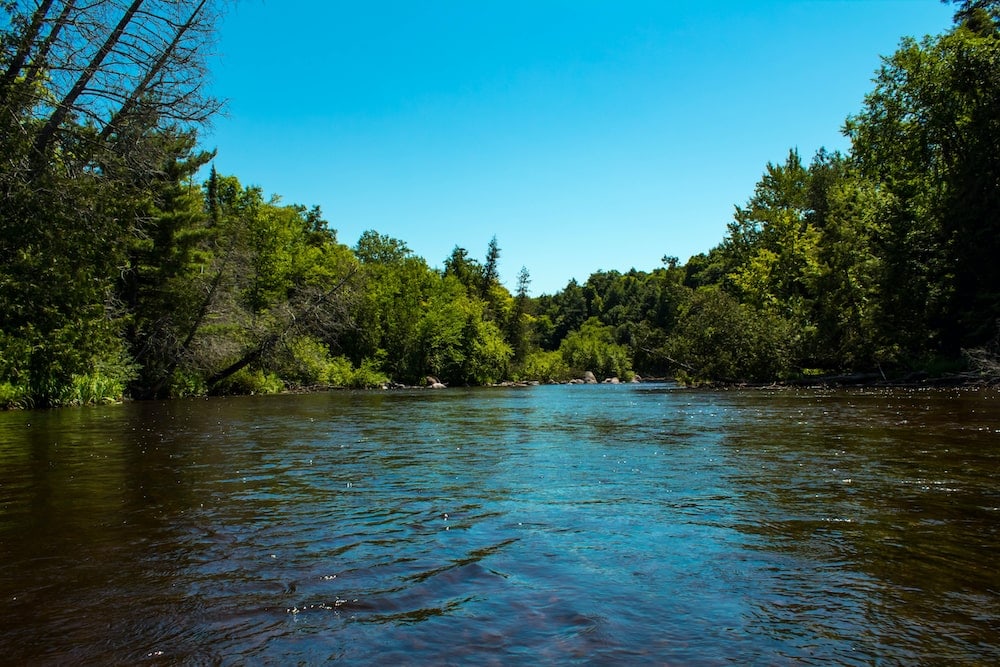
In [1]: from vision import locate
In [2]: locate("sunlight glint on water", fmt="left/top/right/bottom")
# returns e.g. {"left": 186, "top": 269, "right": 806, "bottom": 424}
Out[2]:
{"left": 0, "top": 384, "right": 998, "bottom": 664}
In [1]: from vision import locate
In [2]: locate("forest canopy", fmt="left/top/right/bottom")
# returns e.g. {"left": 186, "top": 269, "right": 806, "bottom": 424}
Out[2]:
{"left": 2, "top": 1, "right": 999, "bottom": 407}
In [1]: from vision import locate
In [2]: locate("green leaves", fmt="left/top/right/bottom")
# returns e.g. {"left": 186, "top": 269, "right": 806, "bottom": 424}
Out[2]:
{"left": 666, "top": 288, "right": 792, "bottom": 383}
{"left": 847, "top": 16, "right": 1000, "bottom": 356}
{"left": 559, "top": 318, "right": 632, "bottom": 380}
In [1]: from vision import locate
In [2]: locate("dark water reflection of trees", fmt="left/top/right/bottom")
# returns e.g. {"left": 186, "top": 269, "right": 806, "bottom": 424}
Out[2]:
{"left": 718, "top": 389, "right": 1000, "bottom": 662}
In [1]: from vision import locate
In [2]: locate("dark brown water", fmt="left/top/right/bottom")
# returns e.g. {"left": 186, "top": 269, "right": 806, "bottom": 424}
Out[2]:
{"left": 0, "top": 384, "right": 998, "bottom": 665}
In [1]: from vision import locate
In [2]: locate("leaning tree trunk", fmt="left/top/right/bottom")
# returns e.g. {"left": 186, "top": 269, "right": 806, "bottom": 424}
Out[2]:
{"left": 31, "top": 0, "right": 145, "bottom": 163}
{"left": 0, "top": 0, "right": 58, "bottom": 96}
{"left": 99, "top": 0, "right": 209, "bottom": 143}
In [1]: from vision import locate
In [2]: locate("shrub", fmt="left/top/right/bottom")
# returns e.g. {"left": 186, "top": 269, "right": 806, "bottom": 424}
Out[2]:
{"left": 0, "top": 381, "right": 30, "bottom": 409}
{"left": 513, "top": 349, "right": 572, "bottom": 382}
{"left": 217, "top": 369, "right": 285, "bottom": 395}
{"left": 559, "top": 317, "right": 633, "bottom": 379}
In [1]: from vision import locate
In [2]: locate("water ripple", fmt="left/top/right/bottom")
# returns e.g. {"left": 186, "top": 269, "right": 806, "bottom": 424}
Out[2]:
{"left": 0, "top": 385, "right": 999, "bottom": 664}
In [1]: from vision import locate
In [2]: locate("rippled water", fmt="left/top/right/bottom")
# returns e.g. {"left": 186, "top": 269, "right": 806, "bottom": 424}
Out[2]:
{"left": 1, "top": 384, "right": 999, "bottom": 664}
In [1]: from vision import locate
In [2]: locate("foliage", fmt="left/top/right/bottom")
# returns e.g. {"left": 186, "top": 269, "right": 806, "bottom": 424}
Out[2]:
{"left": 559, "top": 318, "right": 633, "bottom": 380}
{"left": 666, "top": 288, "right": 793, "bottom": 383}
{"left": 846, "top": 9, "right": 1000, "bottom": 356}
{"left": 215, "top": 369, "right": 285, "bottom": 396}
{"left": 259, "top": 335, "right": 390, "bottom": 389}
{"left": 3, "top": 5, "right": 999, "bottom": 406}
{"left": 512, "top": 349, "right": 572, "bottom": 383}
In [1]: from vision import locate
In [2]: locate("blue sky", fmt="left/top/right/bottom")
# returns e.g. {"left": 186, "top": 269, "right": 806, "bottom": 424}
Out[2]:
{"left": 203, "top": 1, "right": 955, "bottom": 295}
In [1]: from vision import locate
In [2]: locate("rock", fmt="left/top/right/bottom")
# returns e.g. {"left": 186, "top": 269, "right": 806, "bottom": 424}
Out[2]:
{"left": 630, "top": 375, "right": 642, "bottom": 383}
{"left": 429, "top": 382, "right": 447, "bottom": 389}
{"left": 425, "top": 376, "right": 440, "bottom": 387}
{"left": 582, "top": 371, "right": 598, "bottom": 384}
{"left": 603, "top": 377, "right": 620, "bottom": 384}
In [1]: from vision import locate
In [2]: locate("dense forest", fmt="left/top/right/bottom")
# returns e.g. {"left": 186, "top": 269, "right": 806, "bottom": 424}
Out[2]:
{"left": 2, "top": 1, "right": 999, "bottom": 407}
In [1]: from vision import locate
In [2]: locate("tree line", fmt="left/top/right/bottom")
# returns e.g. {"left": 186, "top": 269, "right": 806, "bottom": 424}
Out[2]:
{"left": 2, "top": 0, "right": 998, "bottom": 407}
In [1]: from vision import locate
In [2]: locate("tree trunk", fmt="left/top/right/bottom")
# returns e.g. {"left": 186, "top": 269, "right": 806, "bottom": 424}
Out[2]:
{"left": 19, "top": 0, "right": 78, "bottom": 94}
{"left": 99, "top": 0, "right": 208, "bottom": 142}
{"left": 0, "top": 0, "right": 58, "bottom": 96}
{"left": 31, "top": 0, "right": 145, "bottom": 161}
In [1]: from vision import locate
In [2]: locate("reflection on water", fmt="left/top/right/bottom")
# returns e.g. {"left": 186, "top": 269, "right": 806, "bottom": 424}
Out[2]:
{"left": 0, "top": 386, "right": 998, "bottom": 664}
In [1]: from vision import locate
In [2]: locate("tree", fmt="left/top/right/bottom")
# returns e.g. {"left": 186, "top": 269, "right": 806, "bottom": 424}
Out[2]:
{"left": 482, "top": 235, "right": 500, "bottom": 295}
{"left": 545, "top": 279, "right": 588, "bottom": 347}
{"left": 846, "top": 9, "right": 1000, "bottom": 356}
{"left": 122, "top": 132, "right": 216, "bottom": 398}
{"left": 559, "top": 317, "right": 632, "bottom": 380}
{"left": 945, "top": 1, "right": 1000, "bottom": 27}
{"left": 0, "top": 0, "right": 225, "bottom": 405}
{"left": 347, "top": 231, "right": 436, "bottom": 382}
{"left": 0, "top": 0, "right": 222, "bottom": 172}
{"left": 354, "top": 230, "right": 411, "bottom": 264}
{"left": 507, "top": 266, "right": 532, "bottom": 362}
{"left": 198, "top": 181, "right": 360, "bottom": 394}
{"left": 666, "top": 287, "right": 792, "bottom": 383}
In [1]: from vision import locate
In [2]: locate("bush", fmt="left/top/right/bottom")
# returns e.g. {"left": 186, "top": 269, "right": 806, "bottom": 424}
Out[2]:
{"left": 347, "top": 358, "right": 390, "bottom": 389}
{"left": 283, "top": 336, "right": 338, "bottom": 386}
{"left": 217, "top": 369, "right": 285, "bottom": 395}
{"left": 53, "top": 342, "right": 137, "bottom": 406}
{"left": 0, "top": 381, "right": 30, "bottom": 409}
{"left": 277, "top": 336, "right": 388, "bottom": 389}
{"left": 463, "top": 320, "right": 513, "bottom": 385}
{"left": 168, "top": 369, "right": 208, "bottom": 398}
{"left": 513, "top": 349, "right": 572, "bottom": 382}
{"left": 559, "top": 317, "right": 633, "bottom": 379}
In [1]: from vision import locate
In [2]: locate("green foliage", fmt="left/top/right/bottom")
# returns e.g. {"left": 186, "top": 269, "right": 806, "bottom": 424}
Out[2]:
{"left": 0, "top": 381, "right": 29, "bottom": 410}
{"left": 846, "top": 13, "right": 1000, "bottom": 356}
{"left": 3, "top": 5, "right": 998, "bottom": 404}
{"left": 667, "top": 288, "right": 793, "bottom": 383}
{"left": 464, "top": 318, "right": 513, "bottom": 385}
{"left": 513, "top": 349, "right": 572, "bottom": 383}
{"left": 216, "top": 369, "right": 285, "bottom": 396}
{"left": 280, "top": 336, "right": 338, "bottom": 386}
{"left": 277, "top": 336, "right": 388, "bottom": 389}
{"left": 346, "top": 359, "right": 391, "bottom": 389}
{"left": 559, "top": 317, "right": 633, "bottom": 380}
{"left": 443, "top": 246, "right": 482, "bottom": 292}
{"left": 168, "top": 370, "right": 208, "bottom": 399}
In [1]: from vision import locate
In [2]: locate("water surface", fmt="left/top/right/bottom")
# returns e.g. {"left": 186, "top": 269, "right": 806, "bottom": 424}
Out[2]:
{"left": 1, "top": 384, "right": 998, "bottom": 664}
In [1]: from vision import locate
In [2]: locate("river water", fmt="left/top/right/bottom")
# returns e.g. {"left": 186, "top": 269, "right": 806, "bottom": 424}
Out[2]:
{"left": 0, "top": 384, "right": 998, "bottom": 665}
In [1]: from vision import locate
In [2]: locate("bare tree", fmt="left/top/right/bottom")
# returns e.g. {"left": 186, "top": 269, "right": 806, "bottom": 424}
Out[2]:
{"left": 0, "top": 0, "right": 224, "bottom": 172}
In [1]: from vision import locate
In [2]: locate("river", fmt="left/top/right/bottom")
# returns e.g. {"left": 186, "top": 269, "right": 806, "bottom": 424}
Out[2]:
{"left": 0, "top": 383, "right": 998, "bottom": 664}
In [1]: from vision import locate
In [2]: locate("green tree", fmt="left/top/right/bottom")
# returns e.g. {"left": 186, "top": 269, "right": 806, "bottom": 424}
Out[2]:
{"left": 122, "top": 133, "right": 216, "bottom": 398}
{"left": 507, "top": 266, "right": 533, "bottom": 362}
{"left": 559, "top": 317, "right": 632, "bottom": 380}
{"left": 846, "top": 9, "right": 1000, "bottom": 356}
{"left": 414, "top": 276, "right": 512, "bottom": 385}
{"left": 482, "top": 235, "right": 501, "bottom": 296}
{"left": 443, "top": 246, "right": 481, "bottom": 291}
{"left": 0, "top": 0, "right": 224, "bottom": 405}
{"left": 350, "top": 231, "right": 435, "bottom": 383}
{"left": 667, "top": 287, "right": 793, "bottom": 383}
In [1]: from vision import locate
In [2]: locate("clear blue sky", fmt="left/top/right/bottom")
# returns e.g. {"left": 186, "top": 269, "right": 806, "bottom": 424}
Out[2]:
{"left": 203, "top": 0, "right": 955, "bottom": 295}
